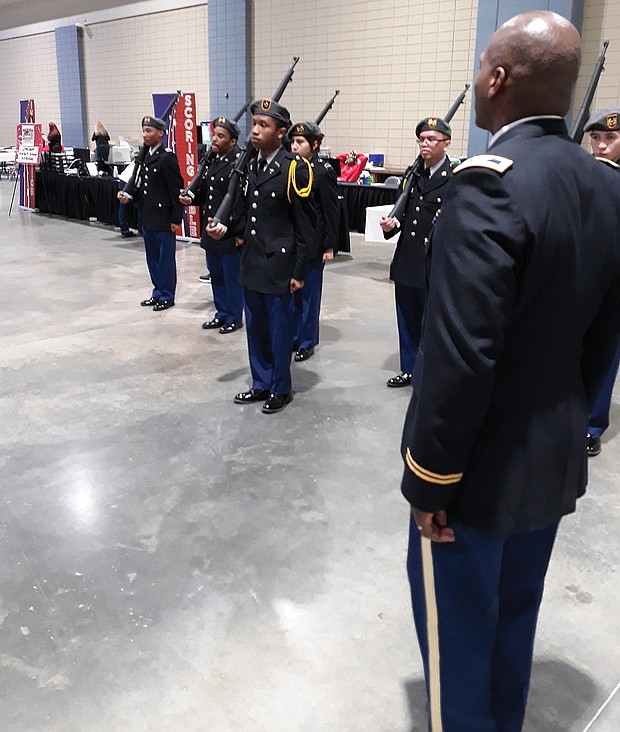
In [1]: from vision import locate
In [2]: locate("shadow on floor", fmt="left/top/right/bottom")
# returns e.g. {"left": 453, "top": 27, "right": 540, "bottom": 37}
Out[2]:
{"left": 403, "top": 658, "right": 598, "bottom": 732}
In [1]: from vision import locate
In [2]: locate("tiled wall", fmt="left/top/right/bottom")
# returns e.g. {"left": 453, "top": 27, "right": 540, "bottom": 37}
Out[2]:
{"left": 1, "top": 0, "right": 619, "bottom": 161}
{"left": 578, "top": 0, "right": 620, "bottom": 145}
{"left": 0, "top": 32, "right": 60, "bottom": 146}
{"left": 251, "top": 0, "right": 479, "bottom": 168}
{"left": 82, "top": 5, "right": 209, "bottom": 146}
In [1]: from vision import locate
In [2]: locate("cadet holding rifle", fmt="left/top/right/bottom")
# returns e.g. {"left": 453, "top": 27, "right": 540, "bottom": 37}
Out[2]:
{"left": 179, "top": 116, "right": 244, "bottom": 333}
{"left": 380, "top": 117, "right": 455, "bottom": 388}
{"left": 211, "top": 99, "right": 315, "bottom": 414}
{"left": 583, "top": 107, "right": 620, "bottom": 457}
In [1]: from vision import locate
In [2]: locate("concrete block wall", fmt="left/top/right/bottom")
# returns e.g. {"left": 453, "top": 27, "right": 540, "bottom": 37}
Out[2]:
{"left": 0, "top": 0, "right": 619, "bottom": 161}
{"left": 0, "top": 33, "right": 60, "bottom": 145}
{"left": 82, "top": 5, "right": 209, "bottom": 146}
{"left": 251, "top": 0, "right": 479, "bottom": 168}
{"left": 578, "top": 0, "right": 620, "bottom": 133}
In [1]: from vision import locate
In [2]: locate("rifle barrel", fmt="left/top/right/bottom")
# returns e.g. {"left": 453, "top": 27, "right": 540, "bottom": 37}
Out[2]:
{"left": 387, "top": 84, "right": 470, "bottom": 220}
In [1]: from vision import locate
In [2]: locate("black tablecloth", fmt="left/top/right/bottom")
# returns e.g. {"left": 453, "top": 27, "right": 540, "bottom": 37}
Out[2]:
{"left": 35, "top": 171, "right": 351, "bottom": 251}
{"left": 337, "top": 182, "right": 398, "bottom": 233}
{"left": 35, "top": 171, "right": 139, "bottom": 228}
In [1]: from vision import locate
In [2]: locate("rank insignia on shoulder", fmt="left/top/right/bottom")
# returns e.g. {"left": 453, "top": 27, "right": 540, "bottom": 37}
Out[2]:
{"left": 454, "top": 155, "right": 513, "bottom": 175}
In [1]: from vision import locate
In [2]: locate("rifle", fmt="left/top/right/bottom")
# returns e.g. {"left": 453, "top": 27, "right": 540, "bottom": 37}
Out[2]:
{"left": 181, "top": 97, "right": 252, "bottom": 200}
{"left": 122, "top": 90, "right": 183, "bottom": 197}
{"left": 315, "top": 89, "right": 340, "bottom": 125}
{"left": 570, "top": 40, "right": 609, "bottom": 143}
{"left": 387, "top": 83, "right": 470, "bottom": 220}
{"left": 210, "top": 56, "right": 300, "bottom": 227}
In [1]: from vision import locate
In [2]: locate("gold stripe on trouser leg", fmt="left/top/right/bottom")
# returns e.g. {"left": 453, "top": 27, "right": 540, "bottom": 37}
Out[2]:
{"left": 421, "top": 536, "right": 443, "bottom": 731}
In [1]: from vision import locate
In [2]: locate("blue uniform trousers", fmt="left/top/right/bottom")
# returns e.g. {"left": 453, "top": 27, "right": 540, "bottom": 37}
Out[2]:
{"left": 407, "top": 514, "right": 558, "bottom": 732}
{"left": 206, "top": 249, "right": 244, "bottom": 325}
{"left": 395, "top": 283, "right": 426, "bottom": 374}
{"left": 143, "top": 228, "right": 176, "bottom": 302}
{"left": 588, "top": 344, "right": 620, "bottom": 436}
{"left": 294, "top": 258, "right": 325, "bottom": 349}
{"left": 244, "top": 288, "right": 294, "bottom": 395}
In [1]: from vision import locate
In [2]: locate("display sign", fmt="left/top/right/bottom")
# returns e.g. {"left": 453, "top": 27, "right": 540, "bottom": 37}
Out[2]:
{"left": 153, "top": 91, "right": 200, "bottom": 240}
{"left": 16, "top": 145, "right": 41, "bottom": 164}
{"left": 17, "top": 110, "right": 43, "bottom": 210}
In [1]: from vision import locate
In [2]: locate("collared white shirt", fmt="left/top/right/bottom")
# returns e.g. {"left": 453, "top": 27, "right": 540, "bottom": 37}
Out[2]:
{"left": 489, "top": 115, "right": 563, "bottom": 147}
{"left": 426, "top": 155, "right": 448, "bottom": 178}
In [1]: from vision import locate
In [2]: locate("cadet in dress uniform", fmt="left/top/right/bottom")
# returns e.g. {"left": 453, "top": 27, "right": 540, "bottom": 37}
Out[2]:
{"left": 380, "top": 118, "right": 453, "bottom": 387}
{"left": 211, "top": 100, "right": 314, "bottom": 414}
{"left": 179, "top": 117, "right": 244, "bottom": 333}
{"left": 119, "top": 116, "right": 184, "bottom": 311}
{"left": 400, "top": 12, "right": 620, "bottom": 732}
{"left": 288, "top": 121, "right": 339, "bottom": 361}
{"left": 583, "top": 108, "right": 620, "bottom": 456}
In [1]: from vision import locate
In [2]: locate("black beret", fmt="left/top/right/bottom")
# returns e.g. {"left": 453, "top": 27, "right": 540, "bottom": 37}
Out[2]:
{"left": 213, "top": 116, "right": 240, "bottom": 139}
{"left": 141, "top": 116, "right": 166, "bottom": 131}
{"left": 287, "top": 121, "right": 323, "bottom": 141}
{"left": 415, "top": 116, "right": 452, "bottom": 139}
{"left": 584, "top": 109, "right": 620, "bottom": 133}
{"left": 250, "top": 99, "right": 291, "bottom": 128}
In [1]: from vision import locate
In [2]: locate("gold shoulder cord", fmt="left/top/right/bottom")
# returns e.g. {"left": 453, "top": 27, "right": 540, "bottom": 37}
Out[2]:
{"left": 287, "top": 158, "right": 313, "bottom": 202}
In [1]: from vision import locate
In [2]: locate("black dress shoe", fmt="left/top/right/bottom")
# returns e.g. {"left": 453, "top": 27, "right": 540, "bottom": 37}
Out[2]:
{"left": 386, "top": 373, "right": 412, "bottom": 388}
{"left": 219, "top": 322, "right": 243, "bottom": 334}
{"left": 587, "top": 433, "right": 601, "bottom": 457}
{"left": 262, "top": 393, "right": 293, "bottom": 413}
{"left": 121, "top": 231, "right": 135, "bottom": 238}
{"left": 294, "top": 347, "right": 315, "bottom": 362}
{"left": 234, "top": 388, "right": 270, "bottom": 404}
{"left": 140, "top": 297, "right": 158, "bottom": 307}
{"left": 153, "top": 300, "right": 174, "bottom": 311}
{"left": 202, "top": 317, "right": 224, "bottom": 330}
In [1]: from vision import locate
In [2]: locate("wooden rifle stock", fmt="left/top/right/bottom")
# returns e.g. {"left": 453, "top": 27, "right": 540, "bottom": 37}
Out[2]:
{"left": 211, "top": 57, "right": 300, "bottom": 228}
{"left": 387, "top": 83, "right": 470, "bottom": 220}
{"left": 570, "top": 41, "right": 609, "bottom": 143}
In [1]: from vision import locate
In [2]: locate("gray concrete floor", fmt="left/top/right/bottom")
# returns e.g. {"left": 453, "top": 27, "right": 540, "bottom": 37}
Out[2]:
{"left": 0, "top": 180, "right": 618, "bottom": 731}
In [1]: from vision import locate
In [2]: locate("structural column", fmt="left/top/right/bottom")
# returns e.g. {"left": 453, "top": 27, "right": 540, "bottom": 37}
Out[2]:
{"left": 208, "top": 0, "right": 251, "bottom": 138}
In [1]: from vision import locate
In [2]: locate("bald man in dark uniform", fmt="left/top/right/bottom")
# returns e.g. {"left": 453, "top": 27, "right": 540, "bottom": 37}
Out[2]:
{"left": 400, "top": 12, "right": 620, "bottom": 731}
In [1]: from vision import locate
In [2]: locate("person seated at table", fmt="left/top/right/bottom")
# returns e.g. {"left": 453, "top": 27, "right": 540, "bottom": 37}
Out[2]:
{"left": 335, "top": 150, "right": 368, "bottom": 182}
{"left": 91, "top": 120, "right": 111, "bottom": 162}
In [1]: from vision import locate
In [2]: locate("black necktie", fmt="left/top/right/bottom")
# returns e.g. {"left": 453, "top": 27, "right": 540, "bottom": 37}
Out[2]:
{"left": 422, "top": 167, "right": 431, "bottom": 178}
{"left": 257, "top": 157, "right": 267, "bottom": 175}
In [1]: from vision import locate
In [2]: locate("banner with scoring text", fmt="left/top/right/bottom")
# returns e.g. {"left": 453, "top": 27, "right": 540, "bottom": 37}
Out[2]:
{"left": 153, "top": 92, "right": 200, "bottom": 240}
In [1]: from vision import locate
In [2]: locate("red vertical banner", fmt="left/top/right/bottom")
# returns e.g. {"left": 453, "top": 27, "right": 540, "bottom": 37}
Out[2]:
{"left": 172, "top": 93, "right": 200, "bottom": 239}
{"left": 19, "top": 99, "right": 38, "bottom": 209}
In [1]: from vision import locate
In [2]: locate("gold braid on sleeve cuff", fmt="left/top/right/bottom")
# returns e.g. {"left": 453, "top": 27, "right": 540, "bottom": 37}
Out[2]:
{"left": 405, "top": 448, "right": 463, "bottom": 485}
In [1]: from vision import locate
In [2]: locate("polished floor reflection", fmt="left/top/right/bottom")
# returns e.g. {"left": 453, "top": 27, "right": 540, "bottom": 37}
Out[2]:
{"left": 0, "top": 181, "right": 618, "bottom": 731}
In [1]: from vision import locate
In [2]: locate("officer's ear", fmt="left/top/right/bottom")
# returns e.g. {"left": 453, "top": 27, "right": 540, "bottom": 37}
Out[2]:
{"left": 276, "top": 126, "right": 287, "bottom": 142}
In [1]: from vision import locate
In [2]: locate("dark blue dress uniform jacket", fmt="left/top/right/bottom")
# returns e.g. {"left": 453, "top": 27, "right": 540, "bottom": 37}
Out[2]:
{"left": 400, "top": 118, "right": 620, "bottom": 534}
{"left": 386, "top": 156, "right": 453, "bottom": 288}
{"left": 138, "top": 147, "right": 184, "bottom": 231}
{"left": 309, "top": 155, "right": 339, "bottom": 259}
{"left": 239, "top": 148, "right": 315, "bottom": 294}
{"left": 192, "top": 146, "right": 242, "bottom": 253}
